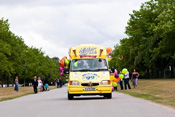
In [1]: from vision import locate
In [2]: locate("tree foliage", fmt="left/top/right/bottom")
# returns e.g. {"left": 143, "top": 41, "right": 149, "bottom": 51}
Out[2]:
{"left": 0, "top": 18, "right": 60, "bottom": 85}
{"left": 110, "top": 0, "right": 175, "bottom": 78}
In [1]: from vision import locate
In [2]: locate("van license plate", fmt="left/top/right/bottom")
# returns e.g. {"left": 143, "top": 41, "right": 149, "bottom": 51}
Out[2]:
{"left": 84, "top": 88, "right": 96, "bottom": 91}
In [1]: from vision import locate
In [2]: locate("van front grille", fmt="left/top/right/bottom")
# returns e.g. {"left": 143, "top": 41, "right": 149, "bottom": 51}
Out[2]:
{"left": 81, "top": 83, "right": 99, "bottom": 86}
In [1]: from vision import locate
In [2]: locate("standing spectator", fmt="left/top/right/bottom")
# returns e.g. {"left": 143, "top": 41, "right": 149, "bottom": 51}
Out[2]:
{"left": 57, "top": 79, "right": 60, "bottom": 88}
{"left": 124, "top": 71, "right": 131, "bottom": 90}
{"left": 42, "top": 80, "right": 45, "bottom": 91}
{"left": 59, "top": 78, "right": 63, "bottom": 88}
{"left": 131, "top": 68, "right": 139, "bottom": 88}
{"left": 40, "top": 77, "right": 45, "bottom": 91}
{"left": 38, "top": 77, "right": 43, "bottom": 92}
{"left": 32, "top": 76, "right": 38, "bottom": 94}
{"left": 14, "top": 76, "right": 19, "bottom": 92}
{"left": 119, "top": 71, "right": 124, "bottom": 90}
{"left": 55, "top": 79, "right": 58, "bottom": 87}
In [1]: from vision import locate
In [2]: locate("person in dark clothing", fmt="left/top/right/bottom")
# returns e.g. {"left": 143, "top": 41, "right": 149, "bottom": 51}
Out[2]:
{"left": 131, "top": 69, "right": 139, "bottom": 88}
{"left": 119, "top": 80, "right": 123, "bottom": 90}
{"left": 57, "top": 79, "right": 60, "bottom": 88}
{"left": 124, "top": 71, "right": 131, "bottom": 90}
{"left": 32, "top": 76, "right": 38, "bottom": 93}
{"left": 119, "top": 71, "right": 124, "bottom": 90}
{"left": 42, "top": 80, "right": 45, "bottom": 91}
{"left": 59, "top": 78, "right": 63, "bottom": 88}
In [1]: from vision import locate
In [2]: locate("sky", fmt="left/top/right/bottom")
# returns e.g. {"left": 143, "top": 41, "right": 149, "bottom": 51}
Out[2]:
{"left": 0, "top": 0, "right": 148, "bottom": 58}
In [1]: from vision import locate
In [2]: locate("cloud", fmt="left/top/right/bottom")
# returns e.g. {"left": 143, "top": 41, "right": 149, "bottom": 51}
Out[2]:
{"left": 0, "top": 0, "right": 147, "bottom": 58}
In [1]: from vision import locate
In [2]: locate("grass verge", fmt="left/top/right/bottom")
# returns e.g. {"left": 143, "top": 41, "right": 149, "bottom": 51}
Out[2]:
{"left": 0, "top": 92, "right": 34, "bottom": 102}
{"left": 118, "top": 79, "right": 175, "bottom": 108}
{"left": 0, "top": 86, "right": 57, "bottom": 102}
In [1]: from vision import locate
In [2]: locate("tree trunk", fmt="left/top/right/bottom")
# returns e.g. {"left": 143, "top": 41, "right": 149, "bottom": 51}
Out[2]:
{"left": 12, "top": 76, "right": 14, "bottom": 86}
{"left": 171, "top": 66, "right": 174, "bottom": 78}
{"left": 147, "top": 69, "right": 149, "bottom": 78}
{"left": 24, "top": 78, "right": 26, "bottom": 87}
{"left": 1, "top": 77, "right": 3, "bottom": 87}
{"left": 156, "top": 70, "right": 159, "bottom": 78}
{"left": 151, "top": 69, "right": 154, "bottom": 78}
{"left": 2, "top": 74, "right": 6, "bottom": 87}
{"left": 7, "top": 75, "right": 9, "bottom": 87}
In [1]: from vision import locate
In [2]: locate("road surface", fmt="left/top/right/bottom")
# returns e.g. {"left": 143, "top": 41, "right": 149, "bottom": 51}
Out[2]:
{"left": 0, "top": 86, "right": 175, "bottom": 117}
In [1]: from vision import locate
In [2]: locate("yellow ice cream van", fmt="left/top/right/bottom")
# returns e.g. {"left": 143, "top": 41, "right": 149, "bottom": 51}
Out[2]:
{"left": 67, "top": 44, "right": 112, "bottom": 100}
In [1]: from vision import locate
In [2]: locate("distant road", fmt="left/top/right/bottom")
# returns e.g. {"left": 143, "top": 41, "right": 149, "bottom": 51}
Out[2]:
{"left": 0, "top": 86, "right": 175, "bottom": 117}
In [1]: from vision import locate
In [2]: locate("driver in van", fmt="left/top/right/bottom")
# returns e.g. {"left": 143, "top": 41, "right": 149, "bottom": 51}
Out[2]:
{"left": 94, "top": 59, "right": 106, "bottom": 69}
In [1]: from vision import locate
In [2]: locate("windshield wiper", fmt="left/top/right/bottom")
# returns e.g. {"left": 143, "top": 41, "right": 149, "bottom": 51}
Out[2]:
{"left": 71, "top": 69, "right": 93, "bottom": 72}
{"left": 93, "top": 69, "right": 108, "bottom": 71}
{"left": 78, "top": 69, "right": 93, "bottom": 71}
{"left": 71, "top": 69, "right": 108, "bottom": 72}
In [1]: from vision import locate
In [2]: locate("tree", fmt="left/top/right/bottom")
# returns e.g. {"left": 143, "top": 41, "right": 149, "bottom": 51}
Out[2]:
{"left": 110, "top": 0, "right": 175, "bottom": 78}
{"left": 152, "top": 0, "right": 175, "bottom": 77}
{"left": 0, "top": 18, "right": 61, "bottom": 86}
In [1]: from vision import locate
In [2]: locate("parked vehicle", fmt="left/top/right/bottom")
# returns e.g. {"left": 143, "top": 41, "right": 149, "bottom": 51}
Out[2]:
{"left": 66, "top": 44, "right": 112, "bottom": 100}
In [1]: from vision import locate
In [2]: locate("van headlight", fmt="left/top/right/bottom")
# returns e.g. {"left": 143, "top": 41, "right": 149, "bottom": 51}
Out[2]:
{"left": 101, "top": 80, "right": 110, "bottom": 85}
{"left": 70, "top": 81, "right": 79, "bottom": 85}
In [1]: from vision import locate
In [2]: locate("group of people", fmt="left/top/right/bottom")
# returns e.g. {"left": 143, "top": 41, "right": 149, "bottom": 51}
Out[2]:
{"left": 55, "top": 78, "right": 63, "bottom": 88}
{"left": 32, "top": 76, "right": 49, "bottom": 94}
{"left": 113, "top": 68, "right": 139, "bottom": 91}
{"left": 14, "top": 76, "right": 50, "bottom": 94}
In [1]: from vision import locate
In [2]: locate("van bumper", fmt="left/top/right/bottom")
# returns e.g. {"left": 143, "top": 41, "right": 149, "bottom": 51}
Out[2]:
{"left": 68, "top": 86, "right": 112, "bottom": 94}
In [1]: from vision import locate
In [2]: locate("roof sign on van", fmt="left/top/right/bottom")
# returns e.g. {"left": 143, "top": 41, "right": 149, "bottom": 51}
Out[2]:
{"left": 69, "top": 44, "right": 107, "bottom": 59}
{"left": 79, "top": 47, "right": 97, "bottom": 56}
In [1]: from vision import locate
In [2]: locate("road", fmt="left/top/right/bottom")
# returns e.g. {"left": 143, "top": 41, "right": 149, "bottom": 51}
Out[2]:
{"left": 0, "top": 86, "right": 175, "bottom": 117}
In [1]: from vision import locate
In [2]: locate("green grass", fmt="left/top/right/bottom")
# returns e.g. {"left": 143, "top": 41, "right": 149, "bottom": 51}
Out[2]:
{"left": 118, "top": 79, "right": 175, "bottom": 108}
{"left": 119, "top": 91, "right": 173, "bottom": 106}
{"left": 0, "top": 86, "right": 57, "bottom": 102}
{"left": 0, "top": 92, "right": 34, "bottom": 102}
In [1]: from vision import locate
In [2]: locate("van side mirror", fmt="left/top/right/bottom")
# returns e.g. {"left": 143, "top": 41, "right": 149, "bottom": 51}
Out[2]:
{"left": 63, "top": 68, "right": 69, "bottom": 74}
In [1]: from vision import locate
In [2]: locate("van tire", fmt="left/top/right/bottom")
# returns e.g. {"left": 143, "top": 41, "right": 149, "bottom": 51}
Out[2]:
{"left": 68, "top": 93, "right": 74, "bottom": 100}
{"left": 104, "top": 93, "right": 112, "bottom": 99}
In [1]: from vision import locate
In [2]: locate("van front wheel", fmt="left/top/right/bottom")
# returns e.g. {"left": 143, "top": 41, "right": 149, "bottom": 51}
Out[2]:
{"left": 104, "top": 93, "right": 112, "bottom": 99}
{"left": 68, "top": 93, "right": 74, "bottom": 100}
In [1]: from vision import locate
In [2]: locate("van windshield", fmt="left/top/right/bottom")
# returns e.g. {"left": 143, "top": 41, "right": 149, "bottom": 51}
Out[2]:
{"left": 70, "top": 59, "right": 108, "bottom": 72}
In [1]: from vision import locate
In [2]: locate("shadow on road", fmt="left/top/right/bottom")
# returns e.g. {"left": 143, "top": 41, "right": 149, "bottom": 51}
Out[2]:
{"left": 73, "top": 96, "right": 106, "bottom": 100}
{"left": 55, "top": 97, "right": 108, "bottom": 101}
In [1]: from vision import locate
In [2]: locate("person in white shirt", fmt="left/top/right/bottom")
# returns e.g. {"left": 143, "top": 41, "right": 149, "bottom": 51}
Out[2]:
{"left": 124, "top": 71, "right": 131, "bottom": 90}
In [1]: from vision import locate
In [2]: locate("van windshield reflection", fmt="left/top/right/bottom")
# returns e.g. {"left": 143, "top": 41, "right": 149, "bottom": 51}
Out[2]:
{"left": 70, "top": 59, "right": 108, "bottom": 72}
